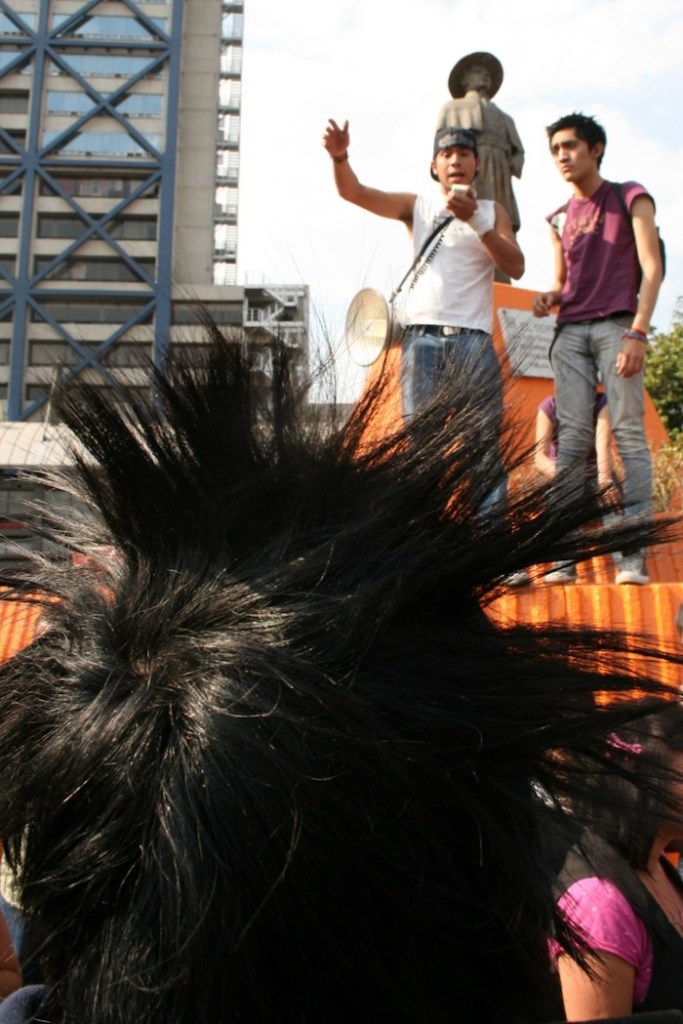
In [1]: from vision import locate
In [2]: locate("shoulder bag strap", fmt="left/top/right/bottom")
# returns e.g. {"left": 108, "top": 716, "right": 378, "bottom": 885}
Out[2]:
{"left": 388, "top": 215, "right": 453, "bottom": 303}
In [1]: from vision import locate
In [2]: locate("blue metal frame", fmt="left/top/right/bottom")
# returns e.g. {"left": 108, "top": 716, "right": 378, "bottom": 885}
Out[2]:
{"left": 0, "top": 0, "right": 184, "bottom": 419}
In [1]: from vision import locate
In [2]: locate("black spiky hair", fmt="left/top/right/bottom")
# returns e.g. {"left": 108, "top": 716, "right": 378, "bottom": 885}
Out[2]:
{"left": 0, "top": 333, "right": 679, "bottom": 1024}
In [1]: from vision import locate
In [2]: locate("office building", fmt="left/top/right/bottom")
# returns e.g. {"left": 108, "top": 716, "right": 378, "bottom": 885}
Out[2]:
{"left": 0, "top": 0, "right": 308, "bottom": 553}
{"left": 0, "top": 0, "right": 308, "bottom": 421}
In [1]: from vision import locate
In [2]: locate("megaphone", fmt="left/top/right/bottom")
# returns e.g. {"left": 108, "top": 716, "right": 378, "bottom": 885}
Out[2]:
{"left": 344, "top": 288, "right": 404, "bottom": 368}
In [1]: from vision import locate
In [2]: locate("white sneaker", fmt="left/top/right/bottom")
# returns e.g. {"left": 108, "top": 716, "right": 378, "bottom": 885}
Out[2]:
{"left": 543, "top": 563, "right": 576, "bottom": 585}
{"left": 615, "top": 556, "right": 649, "bottom": 585}
{"left": 504, "top": 569, "right": 530, "bottom": 588}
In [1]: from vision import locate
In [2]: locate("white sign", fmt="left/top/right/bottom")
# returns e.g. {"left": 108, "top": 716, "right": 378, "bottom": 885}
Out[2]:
{"left": 497, "top": 308, "right": 557, "bottom": 379}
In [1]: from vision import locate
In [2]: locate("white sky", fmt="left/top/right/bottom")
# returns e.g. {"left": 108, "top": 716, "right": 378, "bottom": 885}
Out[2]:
{"left": 236, "top": 0, "right": 683, "bottom": 395}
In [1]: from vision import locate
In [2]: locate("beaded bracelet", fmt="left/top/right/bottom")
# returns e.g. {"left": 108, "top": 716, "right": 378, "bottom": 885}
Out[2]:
{"left": 622, "top": 328, "right": 648, "bottom": 343}
{"left": 332, "top": 152, "right": 349, "bottom": 164}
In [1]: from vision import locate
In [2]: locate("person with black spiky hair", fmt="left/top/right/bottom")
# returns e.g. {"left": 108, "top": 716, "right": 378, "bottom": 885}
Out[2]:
{"left": 0, "top": 333, "right": 680, "bottom": 1024}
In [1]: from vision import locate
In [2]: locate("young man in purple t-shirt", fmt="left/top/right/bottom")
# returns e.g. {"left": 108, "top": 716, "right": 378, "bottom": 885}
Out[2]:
{"left": 533, "top": 113, "right": 663, "bottom": 585}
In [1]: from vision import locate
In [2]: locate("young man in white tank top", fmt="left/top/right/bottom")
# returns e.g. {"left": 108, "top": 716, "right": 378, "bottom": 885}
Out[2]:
{"left": 323, "top": 120, "right": 523, "bottom": 414}
{"left": 323, "top": 121, "right": 524, "bottom": 506}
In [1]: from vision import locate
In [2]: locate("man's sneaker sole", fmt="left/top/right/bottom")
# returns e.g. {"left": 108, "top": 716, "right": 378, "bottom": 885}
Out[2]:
{"left": 504, "top": 570, "right": 530, "bottom": 587}
{"left": 615, "top": 569, "right": 650, "bottom": 585}
{"left": 543, "top": 567, "right": 576, "bottom": 585}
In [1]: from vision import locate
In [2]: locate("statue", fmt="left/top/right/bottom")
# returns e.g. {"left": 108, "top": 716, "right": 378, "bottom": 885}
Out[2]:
{"left": 436, "top": 52, "right": 524, "bottom": 234}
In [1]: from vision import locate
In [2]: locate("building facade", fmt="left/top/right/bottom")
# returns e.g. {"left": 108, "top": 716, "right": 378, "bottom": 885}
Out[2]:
{"left": 0, "top": 0, "right": 308, "bottom": 425}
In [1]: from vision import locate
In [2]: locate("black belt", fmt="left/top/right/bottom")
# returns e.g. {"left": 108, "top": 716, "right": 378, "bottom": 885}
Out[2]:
{"left": 407, "top": 324, "right": 473, "bottom": 337}
{"left": 558, "top": 311, "right": 633, "bottom": 326}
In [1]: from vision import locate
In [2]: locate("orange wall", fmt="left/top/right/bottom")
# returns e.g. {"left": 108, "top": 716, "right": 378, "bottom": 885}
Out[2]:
{"left": 492, "top": 283, "right": 670, "bottom": 457}
{"left": 359, "top": 283, "right": 670, "bottom": 456}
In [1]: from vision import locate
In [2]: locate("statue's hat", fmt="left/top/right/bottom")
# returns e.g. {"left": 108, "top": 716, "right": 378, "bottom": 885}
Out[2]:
{"left": 448, "top": 52, "right": 503, "bottom": 99}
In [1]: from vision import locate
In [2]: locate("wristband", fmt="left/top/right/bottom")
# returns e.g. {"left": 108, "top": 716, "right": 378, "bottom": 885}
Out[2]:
{"left": 332, "top": 151, "right": 349, "bottom": 164}
{"left": 467, "top": 207, "right": 491, "bottom": 239}
{"left": 622, "top": 329, "right": 648, "bottom": 344}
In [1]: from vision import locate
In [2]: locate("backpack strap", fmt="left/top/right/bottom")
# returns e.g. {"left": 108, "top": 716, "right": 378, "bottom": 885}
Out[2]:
{"left": 610, "top": 181, "right": 631, "bottom": 220}
{"left": 610, "top": 181, "right": 666, "bottom": 282}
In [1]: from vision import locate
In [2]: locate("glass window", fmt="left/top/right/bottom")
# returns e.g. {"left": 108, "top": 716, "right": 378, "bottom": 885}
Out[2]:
{"left": 173, "top": 303, "right": 241, "bottom": 327}
{"left": 52, "top": 15, "right": 167, "bottom": 40}
{"left": 0, "top": 12, "right": 36, "bottom": 33}
{"left": 29, "top": 341, "right": 98, "bottom": 368}
{"left": 0, "top": 131, "right": 25, "bottom": 155}
{"left": 0, "top": 177, "right": 23, "bottom": 196}
{"left": 108, "top": 216, "right": 157, "bottom": 240}
{"left": 37, "top": 213, "right": 157, "bottom": 241}
{"left": 216, "top": 150, "right": 239, "bottom": 180}
{"left": 221, "top": 13, "right": 244, "bottom": 39}
{"left": 31, "top": 300, "right": 153, "bottom": 324}
{"left": 100, "top": 342, "right": 152, "bottom": 367}
{"left": 0, "top": 212, "right": 19, "bottom": 236}
{"left": 214, "top": 223, "right": 237, "bottom": 256}
{"left": 217, "top": 114, "right": 240, "bottom": 145}
{"left": 213, "top": 262, "right": 237, "bottom": 287}
{"left": 37, "top": 214, "right": 86, "bottom": 239}
{"left": 215, "top": 186, "right": 239, "bottom": 219}
{"left": 0, "top": 91, "right": 29, "bottom": 114}
{"left": 219, "top": 79, "right": 241, "bottom": 109}
{"left": 34, "top": 256, "right": 155, "bottom": 283}
{"left": 39, "top": 174, "right": 160, "bottom": 199}
{"left": 45, "top": 90, "right": 96, "bottom": 116}
{"left": 25, "top": 385, "right": 49, "bottom": 407}
{"left": 117, "top": 93, "right": 163, "bottom": 118}
{"left": 52, "top": 54, "right": 162, "bottom": 79}
{"left": 0, "top": 52, "right": 32, "bottom": 74}
{"left": 220, "top": 45, "right": 243, "bottom": 75}
{"left": 43, "top": 130, "right": 161, "bottom": 157}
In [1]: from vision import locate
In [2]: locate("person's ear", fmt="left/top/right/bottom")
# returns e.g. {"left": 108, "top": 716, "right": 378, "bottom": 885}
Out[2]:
{"left": 591, "top": 142, "right": 605, "bottom": 163}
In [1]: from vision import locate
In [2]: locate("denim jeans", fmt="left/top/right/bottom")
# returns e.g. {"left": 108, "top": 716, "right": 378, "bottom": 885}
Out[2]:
{"left": 550, "top": 315, "right": 652, "bottom": 522}
{"left": 401, "top": 325, "right": 506, "bottom": 508}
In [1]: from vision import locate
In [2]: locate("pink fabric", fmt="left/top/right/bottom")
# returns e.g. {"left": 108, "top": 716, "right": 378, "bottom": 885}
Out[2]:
{"left": 554, "top": 876, "right": 653, "bottom": 1005}
{"left": 538, "top": 393, "right": 607, "bottom": 467}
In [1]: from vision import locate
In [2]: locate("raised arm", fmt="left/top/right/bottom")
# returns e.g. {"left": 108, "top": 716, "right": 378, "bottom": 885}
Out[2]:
{"left": 322, "top": 119, "right": 416, "bottom": 225}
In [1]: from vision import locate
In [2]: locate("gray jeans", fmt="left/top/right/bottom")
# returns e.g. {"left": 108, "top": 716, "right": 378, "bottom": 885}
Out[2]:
{"left": 550, "top": 314, "right": 652, "bottom": 522}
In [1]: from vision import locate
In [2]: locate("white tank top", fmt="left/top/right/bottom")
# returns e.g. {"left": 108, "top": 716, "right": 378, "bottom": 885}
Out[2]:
{"left": 404, "top": 193, "right": 496, "bottom": 333}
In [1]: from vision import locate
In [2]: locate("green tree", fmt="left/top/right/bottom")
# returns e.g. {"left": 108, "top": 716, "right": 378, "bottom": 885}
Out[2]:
{"left": 644, "top": 322, "right": 683, "bottom": 438}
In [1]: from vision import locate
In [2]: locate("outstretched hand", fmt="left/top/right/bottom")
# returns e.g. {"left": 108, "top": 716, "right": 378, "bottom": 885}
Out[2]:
{"left": 323, "top": 118, "right": 349, "bottom": 159}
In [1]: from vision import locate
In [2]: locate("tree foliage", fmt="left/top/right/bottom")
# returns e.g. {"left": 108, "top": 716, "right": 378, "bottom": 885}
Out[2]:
{"left": 644, "top": 323, "right": 683, "bottom": 438}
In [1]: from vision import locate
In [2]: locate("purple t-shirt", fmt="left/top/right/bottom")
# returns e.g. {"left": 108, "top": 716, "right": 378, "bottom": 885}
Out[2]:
{"left": 547, "top": 180, "right": 652, "bottom": 323}
{"left": 538, "top": 393, "right": 607, "bottom": 469}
